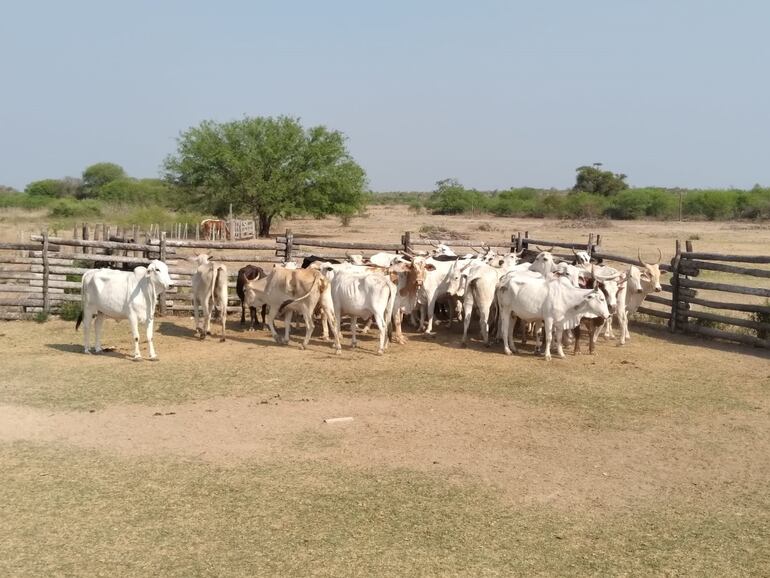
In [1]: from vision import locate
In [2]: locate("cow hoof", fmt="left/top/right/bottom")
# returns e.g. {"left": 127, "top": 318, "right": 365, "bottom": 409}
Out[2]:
{"left": 84, "top": 349, "right": 92, "bottom": 355}
{"left": 148, "top": 356, "right": 159, "bottom": 362}
{"left": 377, "top": 350, "right": 384, "bottom": 355}
{"left": 93, "top": 348, "right": 103, "bottom": 354}
{"left": 504, "top": 349, "right": 512, "bottom": 356}
{"left": 131, "top": 356, "right": 143, "bottom": 362}
{"left": 298, "top": 344, "right": 306, "bottom": 350}
{"left": 334, "top": 349, "right": 342, "bottom": 355}
{"left": 460, "top": 342, "right": 467, "bottom": 348}
{"left": 220, "top": 337, "right": 226, "bottom": 343}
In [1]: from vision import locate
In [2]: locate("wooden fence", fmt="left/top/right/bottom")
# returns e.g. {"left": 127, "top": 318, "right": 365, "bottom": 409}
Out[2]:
{"left": 1, "top": 229, "right": 768, "bottom": 349}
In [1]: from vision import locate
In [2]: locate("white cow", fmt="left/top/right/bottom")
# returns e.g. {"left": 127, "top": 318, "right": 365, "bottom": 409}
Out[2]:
{"left": 497, "top": 275, "right": 610, "bottom": 360}
{"left": 191, "top": 254, "right": 229, "bottom": 341}
{"left": 322, "top": 267, "right": 397, "bottom": 354}
{"left": 76, "top": 260, "right": 173, "bottom": 360}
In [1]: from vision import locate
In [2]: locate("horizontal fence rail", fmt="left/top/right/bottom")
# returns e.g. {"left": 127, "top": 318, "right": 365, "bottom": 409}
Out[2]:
{"left": 0, "top": 227, "right": 767, "bottom": 350}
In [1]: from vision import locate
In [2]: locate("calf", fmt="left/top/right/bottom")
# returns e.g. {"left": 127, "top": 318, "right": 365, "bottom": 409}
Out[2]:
{"left": 236, "top": 264, "right": 266, "bottom": 330}
{"left": 76, "top": 260, "right": 173, "bottom": 360}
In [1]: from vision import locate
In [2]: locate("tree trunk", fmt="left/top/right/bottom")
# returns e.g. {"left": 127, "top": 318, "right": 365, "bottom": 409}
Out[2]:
{"left": 257, "top": 213, "right": 273, "bottom": 238}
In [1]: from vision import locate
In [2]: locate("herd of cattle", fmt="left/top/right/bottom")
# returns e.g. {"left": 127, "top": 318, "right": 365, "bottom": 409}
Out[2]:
{"left": 76, "top": 242, "right": 664, "bottom": 361}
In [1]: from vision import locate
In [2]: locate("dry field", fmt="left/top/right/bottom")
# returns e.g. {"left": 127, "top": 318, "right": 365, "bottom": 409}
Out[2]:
{"left": 1, "top": 207, "right": 770, "bottom": 576}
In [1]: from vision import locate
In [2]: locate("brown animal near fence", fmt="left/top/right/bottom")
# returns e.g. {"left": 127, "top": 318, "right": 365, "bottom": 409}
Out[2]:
{"left": 200, "top": 219, "right": 229, "bottom": 241}
{"left": 1, "top": 229, "right": 768, "bottom": 352}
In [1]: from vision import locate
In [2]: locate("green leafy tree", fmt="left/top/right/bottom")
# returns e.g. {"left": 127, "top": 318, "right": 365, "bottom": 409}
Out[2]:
{"left": 428, "top": 178, "right": 488, "bottom": 215}
{"left": 25, "top": 179, "right": 65, "bottom": 197}
{"left": 81, "top": 163, "right": 126, "bottom": 197}
{"left": 163, "top": 116, "right": 367, "bottom": 237}
{"left": 573, "top": 165, "right": 629, "bottom": 196}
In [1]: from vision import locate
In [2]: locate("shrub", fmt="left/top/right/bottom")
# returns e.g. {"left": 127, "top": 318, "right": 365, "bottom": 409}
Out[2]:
{"left": 428, "top": 179, "right": 489, "bottom": 215}
{"left": 489, "top": 188, "right": 540, "bottom": 217}
{"left": 98, "top": 178, "right": 171, "bottom": 205}
{"left": 48, "top": 199, "right": 102, "bottom": 218}
{"left": 33, "top": 311, "right": 49, "bottom": 323}
{"left": 0, "top": 192, "right": 54, "bottom": 210}
{"left": 562, "top": 192, "right": 608, "bottom": 219}
{"left": 605, "top": 188, "right": 678, "bottom": 220}
{"left": 58, "top": 301, "right": 82, "bottom": 322}
{"left": 683, "top": 190, "right": 739, "bottom": 220}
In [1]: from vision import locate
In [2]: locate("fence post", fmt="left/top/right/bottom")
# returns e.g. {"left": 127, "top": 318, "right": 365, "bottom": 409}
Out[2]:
{"left": 587, "top": 233, "right": 595, "bottom": 256}
{"left": 669, "top": 239, "right": 682, "bottom": 332}
{"left": 82, "top": 223, "right": 90, "bottom": 254}
{"left": 42, "top": 229, "right": 50, "bottom": 315}
{"left": 402, "top": 231, "right": 412, "bottom": 254}
{"left": 159, "top": 231, "right": 167, "bottom": 316}
{"left": 522, "top": 231, "right": 529, "bottom": 251}
{"left": 284, "top": 229, "right": 294, "bottom": 262}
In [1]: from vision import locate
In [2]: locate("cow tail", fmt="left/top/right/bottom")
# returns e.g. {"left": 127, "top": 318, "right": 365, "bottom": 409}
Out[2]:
{"left": 385, "top": 278, "right": 397, "bottom": 334}
{"left": 278, "top": 276, "right": 319, "bottom": 316}
{"left": 75, "top": 311, "right": 83, "bottom": 331}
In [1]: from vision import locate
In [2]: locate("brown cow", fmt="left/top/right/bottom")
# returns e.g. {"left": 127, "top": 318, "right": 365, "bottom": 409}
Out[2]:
{"left": 244, "top": 267, "right": 341, "bottom": 352}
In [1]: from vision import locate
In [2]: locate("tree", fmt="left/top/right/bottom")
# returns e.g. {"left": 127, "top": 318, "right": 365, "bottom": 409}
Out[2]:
{"left": 163, "top": 116, "right": 367, "bottom": 237}
{"left": 82, "top": 162, "right": 126, "bottom": 197}
{"left": 25, "top": 179, "right": 65, "bottom": 197}
{"left": 573, "top": 165, "right": 629, "bottom": 196}
{"left": 428, "top": 178, "right": 488, "bottom": 215}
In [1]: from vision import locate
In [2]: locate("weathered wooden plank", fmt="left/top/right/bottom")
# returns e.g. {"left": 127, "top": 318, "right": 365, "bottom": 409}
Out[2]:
{"left": 684, "top": 309, "right": 770, "bottom": 332}
{"left": 636, "top": 306, "right": 670, "bottom": 320}
{"left": 28, "top": 280, "right": 81, "bottom": 289}
{"left": 592, "top": 251, "right": 672, "bottom": 272}
{"left": 29, "top": 235, "right": 177, "bottom": 254}
{"left": 679, "top": 278, "right": 770, "bottom": 298}
{"left": 161, "top": 239, "right": 276, "bottom": 250}
{"left": 645, "top": 294, "right": 673, "bottom": 307}
{"left": 684, "top": 295, "right": 770, "bottom": 315}
{"left": 288, "top": 238, "right": 402, "bottom": 251}
{"left": 517, "top": 238, "right": 590, "bottom": 250}
{"left": 682, "top": 259, "right": 770, "bottom": 279}
{"left": 683, "top": 322, "right": 770, "bottom": 348}
{"left": 0, "top": 257, "right": 74, "bottom": 266}
{"left": 682, "top": 252, "right": 770, "bottom": 264}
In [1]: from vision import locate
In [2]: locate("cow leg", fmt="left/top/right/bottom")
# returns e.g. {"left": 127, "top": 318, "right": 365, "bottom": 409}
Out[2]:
{"left": 461, "top": 293, "right": 474, "bottom": 347}
{"left": 283, "top": 311, "right": 293, "bottom": 345}
{"left": 573, "top": 325, "right": 582, "bottom": 355}
{"left": 391, "top": 309, "right": 406, "bottom": 344}
{"left": 619, "top": 310, "right": 630, "bottom": 344}
{"left": 424, "top": 295, "right": 439, "bottom": 335}
{"left": 554, "top": 324, "right": 566, "bottom": 359}
{"left": 350, "top": 315, "right": 358, "bottom": 349}
{"left": 248, "top": 306, "right": 257, "bottom": 332}
{"left": 374, "top": 313, "right": 387, "bottom": 354}
{"left": 320, "top": 308, "right": 331, "bottom": 342}
{"left": 543, "top": 319, "right": 554, "bottom": 361}
{"left": 82, "top": 309, "right": 95, "bottom": 354}
{"left": 146, "top": 318, "right": 158, "bottom": 360}
{"left": 192, "top": 294, "right": 202, "bottom": 338}
{"left": 240, "top": 302, "right": 246, "bottom": 325}
{"left": 93, "top": 313, "right": 105, "bottom": 353}
{"left": 265, "top": 311, "right": 282, "bottom": 344}
{"left": 129, "top": 314, "right": 142, "bottom": 360}
{"left": 300, "top": 308, "right": 314, "bottom": 350}
{"left": 479, "top": 305, "right": 491, "bottom": 347}
{"left": 219, "top": 299, "right": 226, "bottom": 342}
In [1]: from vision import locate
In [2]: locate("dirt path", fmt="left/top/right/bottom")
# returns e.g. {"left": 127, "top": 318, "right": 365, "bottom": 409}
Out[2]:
{"left": 3, "top": 392, "right": 767, "bottom": 509}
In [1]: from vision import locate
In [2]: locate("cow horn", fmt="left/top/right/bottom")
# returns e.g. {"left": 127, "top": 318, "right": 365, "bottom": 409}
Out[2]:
{"left": 535, "top": 245, "right": 554, "bottom": 253}
{"left": 654, "top": 248, "right": 663, "bottom": 265}
{"left": 470, "top": 246, "right": 481, "bottom": 254}
{"left": 638, "top": 248, "right": 648, "bottom": 267}
{"left": 429, "top": 240, "right": 439, "bottom": 248}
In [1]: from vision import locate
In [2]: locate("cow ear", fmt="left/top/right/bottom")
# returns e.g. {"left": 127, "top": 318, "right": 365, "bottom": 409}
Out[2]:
{"left": 389, "top": 271, "right": 399, "bottom": 284}
{"left": 425, "top": 264, "right": 436, "bottom": 271}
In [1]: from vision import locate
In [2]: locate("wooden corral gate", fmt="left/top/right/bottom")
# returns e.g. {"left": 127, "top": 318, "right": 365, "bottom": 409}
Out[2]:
{"left": 0, "top": 229, "right": 768, "bottom": 350}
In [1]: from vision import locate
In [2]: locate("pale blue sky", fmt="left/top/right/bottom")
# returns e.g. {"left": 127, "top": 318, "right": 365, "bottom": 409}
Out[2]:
{"left": 1, "top": 1, "right": 768, "bottom": 192}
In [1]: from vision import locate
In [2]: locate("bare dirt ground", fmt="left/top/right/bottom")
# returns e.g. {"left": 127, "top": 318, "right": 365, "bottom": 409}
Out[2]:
{"left": 1, "top": 316, "right": 768, "bottom": 511}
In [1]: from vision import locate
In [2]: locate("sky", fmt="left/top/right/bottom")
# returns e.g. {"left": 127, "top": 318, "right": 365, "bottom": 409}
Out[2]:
{"left": 1, "top": 0, "right": 769, "bottom": 192}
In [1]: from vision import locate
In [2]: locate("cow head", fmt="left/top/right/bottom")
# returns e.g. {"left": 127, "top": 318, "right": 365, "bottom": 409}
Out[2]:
{"left": 571, "top": 249, "right": 592, "bottom": 266}
{"left": 432, "top": 243, "right": 457, "bottom": 257}
{"left": 190, "top": 253, "right": 211, "bottom": 267}
{"left": 593, "top": 267, "right": 621, "bottom": 313}
{"left": 147, "top": 260, "right": 173, "bottom": 290}
{"left": 530, "top": 251, "right": 556, "bottom": 277}
{"left": 575, "top": 288, "right": 610, "bottom": 320}
{"left": 627, "top": 266, "right": 644, "bottom": 294}
{"left": 638, "top": 248, "right": 663, "bottom": 292}
{"left": 495, "top": 251, "right": 522, "bottom": 269}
